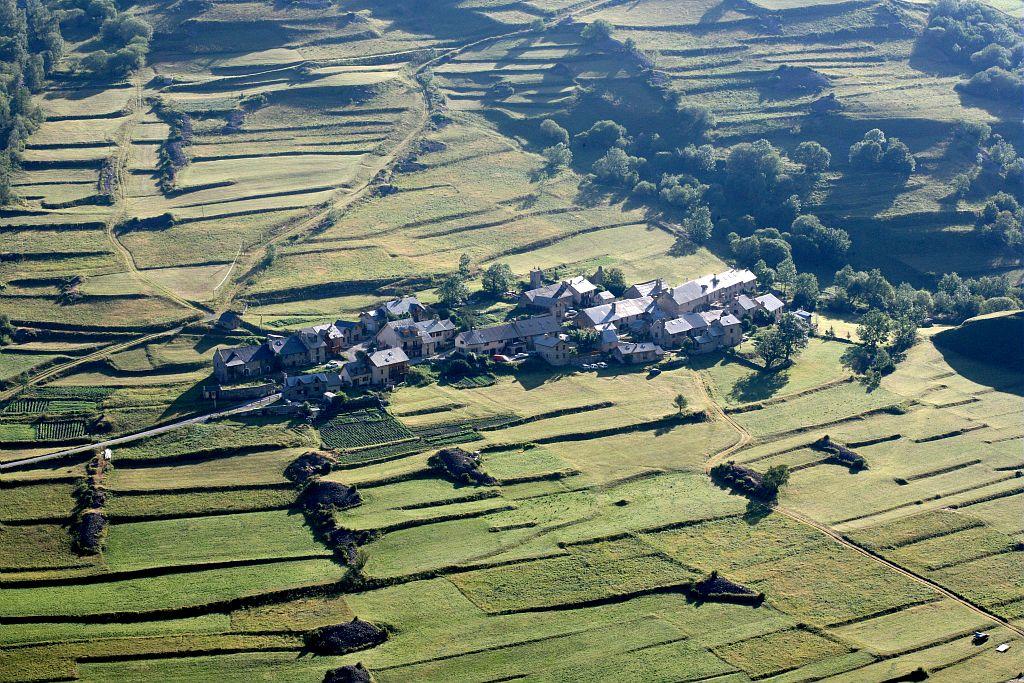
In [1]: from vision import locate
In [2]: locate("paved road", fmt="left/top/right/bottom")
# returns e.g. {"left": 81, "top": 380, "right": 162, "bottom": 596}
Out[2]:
{"left": 0, "top": 393, "right": 281, "bottom": 472}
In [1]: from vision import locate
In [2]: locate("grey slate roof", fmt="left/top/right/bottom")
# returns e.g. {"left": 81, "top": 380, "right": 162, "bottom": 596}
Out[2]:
{"left": 215, "top": 343, "right": 273, "bottom": 367}
{"left": 755, "top": 293, "right": 785, "bottom": 312}
{"left": 369, "top": 347, "right": 410, "bottom": 367}
{"left": 455, "top": 315, "right": 561, "bottom": 347}
{"left": 626, "top": 279, "right": 667, "bottom": 298}
{"left": 284, "top": 372, "right": 341, "bottom": 388}
{"left": 523, "top": 276, "right": 596, "bottom": 307}
{"left": 664, "top": 269, "right": 756, "bottom": 307}
{"left": 580, "top": 297, "right": 654, "bottom": 327}
{"left": 734, "top": 294, "right": 758, "bottom": 312}
{"left": 383, "top": 296, "right": 425, "bottom": 318}
{"left": 615, "top": 342, "right": 663, "bottom": 355}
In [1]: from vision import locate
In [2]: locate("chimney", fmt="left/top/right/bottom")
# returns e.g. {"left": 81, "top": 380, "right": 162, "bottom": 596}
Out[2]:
{"left": 529, "top": 268, "right": 544, "bottom": 289}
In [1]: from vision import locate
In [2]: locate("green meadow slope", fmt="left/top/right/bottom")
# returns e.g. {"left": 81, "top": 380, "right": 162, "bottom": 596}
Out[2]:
{"left": 0, "top": 0, "right": 1022, "bottom": 681}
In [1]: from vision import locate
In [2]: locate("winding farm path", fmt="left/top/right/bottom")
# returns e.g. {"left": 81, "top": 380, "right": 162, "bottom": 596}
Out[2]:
{"left": 224, "top": 0, "right": 618, "bottom": 307}
{"left": 0, "top": 326, "right": 188, "bottom": 405}
{"left": 696, "top": 369, "right": 1024, "bottom": 639}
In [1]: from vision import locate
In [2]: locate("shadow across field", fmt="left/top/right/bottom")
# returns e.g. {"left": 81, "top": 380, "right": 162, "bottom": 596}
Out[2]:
{"left": 729, "top": 368, "right": 790, "bottom": 404}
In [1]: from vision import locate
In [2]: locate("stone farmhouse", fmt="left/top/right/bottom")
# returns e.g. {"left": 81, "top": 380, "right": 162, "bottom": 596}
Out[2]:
{"left": 212, "top": 269, "right": 787, "bottom": 398}
{"left": 213, "top": 295, "right": 426, "bottom": 386}
{"left": 375, "top": 317, "right": 457, "bottom": 358}
{"left": 283, "top": 372, "right": 343, "bottom": 402}
{"left": 342, "top": 348, "right": 410, "bottom": 387}
{"left": 212, "top": 343, "right": 277, "bottom": 383}
{"left": 533, "top": 333, "right": 573, "bottom": 366}
{"left": 357, "top": 295, "right": 432, "bottom": 338}
{"left": 578, "top": 296, "right": 656, "bottom": 330}
{"left": 612, "top": 342, "right": 665, "bottom": 364}
{"left": 267, "top": 329, "right": 328, "bottom": 369}
{"left": 655, "top": 269, "right": 757, "bottom": 317}
{"left": 520, "top": 270, "right": 600, "bottom": 318}
{"left": 650, "top": 310, "right": 743, "bottom": 351}
{"left": 454, "top": 314, "right": 562, "bottom": 355}
{"left": 213, "top": 327, "right": 327, "bottom": 383}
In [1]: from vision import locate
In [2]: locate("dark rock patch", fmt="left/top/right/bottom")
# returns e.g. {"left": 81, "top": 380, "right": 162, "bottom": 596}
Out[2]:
{"left": 428, "top": 447, "right": 496, "bottom": 486}
{"left": 305, "top": 618, "right": 387, "bottom": 655}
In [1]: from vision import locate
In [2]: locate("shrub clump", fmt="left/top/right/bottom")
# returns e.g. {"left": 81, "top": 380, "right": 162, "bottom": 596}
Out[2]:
{"left": 324, "top": 663, "right": 372, "bottom": 683}
{"left": 710, "top": 461, "right": 764, "bottom": 497}
{"left": 294, "top": 478, "right": 368, "bottom": 564}
{"left": 71, "top": 456, "right": 109, "bottom": 555}
{"left": 284, "top": 451, "right": 335, "bottom": 484}
{"left": 325, "top": 527, "right": 373, "bottom": 564}
{"left": 810, "top": 435, "right": 867, "bottom": 471}
{"left": 428, "top": 447, "right": 496, "bottom": 486}
{"left": 305, "top": 619, "right": 387, "bottom": 655}
{"left": 300, "top": 480, "right": 361, "bottom": 512}
{"left": 73, "top": 510, "right": 107, "bottom": 555}
{"left": 769, "top": 65, "right": 829, "bottom": 93}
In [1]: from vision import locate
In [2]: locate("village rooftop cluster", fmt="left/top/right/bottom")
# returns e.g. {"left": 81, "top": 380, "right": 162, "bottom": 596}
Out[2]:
{"left": 212, "top": 267, "right": 799, "bottom": 403}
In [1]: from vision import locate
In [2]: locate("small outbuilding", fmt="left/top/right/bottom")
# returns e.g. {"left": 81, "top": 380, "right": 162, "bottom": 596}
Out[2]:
{"left": 612, "top": 342, "right": 664, "bottom": 365}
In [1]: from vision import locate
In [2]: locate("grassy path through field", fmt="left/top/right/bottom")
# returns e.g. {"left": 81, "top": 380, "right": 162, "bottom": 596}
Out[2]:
{"left": 103, "top": 77, "right": 211, "bottom": 317}
{"left": 0, "top": 325, "right": 186, "bottom": 405}
{"left": 697, "top": 369, "right": 1024, "bottom": 639}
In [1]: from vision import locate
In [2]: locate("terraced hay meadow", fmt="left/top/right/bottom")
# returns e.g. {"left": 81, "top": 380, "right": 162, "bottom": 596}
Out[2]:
{"left": 712, "top": 628, "right": 850, "bottom": 679}
{"left": 701, "top": 338, "right": 851, "bottom": 407}
{"left": 103, "top": 510, "right": 329, "bottom": 571}
{"left": 1, "top": 0, "right": 1021, "bottom": 678}
{"left": 2, "top": 558, "right": 347, "bottom": 619}
{"left": 732, "top": 381, "right": 902, "bottom": 438}
{"left": 106, "top": 487, "right": 297, "bottom": 520}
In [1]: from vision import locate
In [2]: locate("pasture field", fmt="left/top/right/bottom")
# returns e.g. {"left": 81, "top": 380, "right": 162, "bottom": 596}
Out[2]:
{"left": 0, "top": 0, "right": 1022, "bottom": 679}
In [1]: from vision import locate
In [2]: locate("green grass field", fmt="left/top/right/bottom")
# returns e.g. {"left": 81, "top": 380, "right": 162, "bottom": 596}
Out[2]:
{"left": 0, "top": 0, "right": 1021, "bottom": 678}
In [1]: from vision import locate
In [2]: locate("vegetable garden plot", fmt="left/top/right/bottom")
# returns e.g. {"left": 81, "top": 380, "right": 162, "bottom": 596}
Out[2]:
{"left": 34, "top": 421, "right": 86, "bottom": 441}
{"left": 319, "top": 409, "right": 416, "bottom": 450}
{"left": 2, "top": 399, "right": 48, "bottom": 414}
{"left": 7, "top": 387, "right": 111, "bottom": 415}
{"left": 451, "top": 375, "right": 496, "bottom": 389}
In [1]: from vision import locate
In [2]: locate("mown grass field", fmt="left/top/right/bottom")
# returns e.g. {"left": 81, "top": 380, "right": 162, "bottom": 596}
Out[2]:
{"left": 1, "top": 334, "right": 1019, "bottom": 682}
{"left": 0, "top": 0, "right": 1021, "bottom": 679}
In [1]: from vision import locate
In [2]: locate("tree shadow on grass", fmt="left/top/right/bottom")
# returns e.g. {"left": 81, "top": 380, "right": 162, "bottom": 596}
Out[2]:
{"left": 729, "top": 368, "right": 789, "bottom": 404}
{"left": 743, "top": 499, "right": 772, "bottom": 525}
